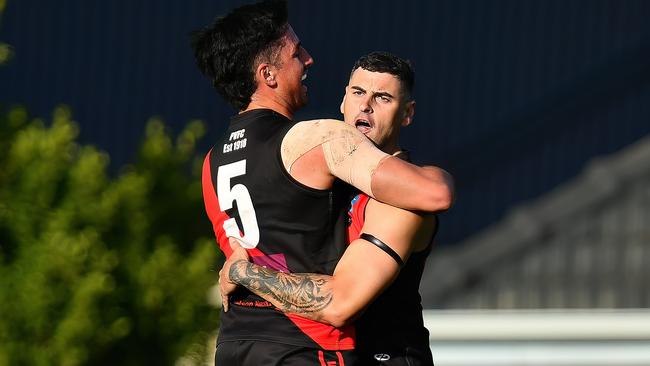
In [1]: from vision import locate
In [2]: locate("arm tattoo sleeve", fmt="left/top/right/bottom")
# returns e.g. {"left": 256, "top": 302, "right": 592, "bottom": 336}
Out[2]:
{"left": 229, "top": 260, "right": 333, "bottom": 315}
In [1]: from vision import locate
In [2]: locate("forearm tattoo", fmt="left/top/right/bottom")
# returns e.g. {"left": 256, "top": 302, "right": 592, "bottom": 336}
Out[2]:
{"left": 229, "top": 260, "right": 333, "bottom": 314}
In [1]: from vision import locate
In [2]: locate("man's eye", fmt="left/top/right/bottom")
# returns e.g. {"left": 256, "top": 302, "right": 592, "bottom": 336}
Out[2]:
{"left": 377, "top": 96, "right": 390, "bottom": 102}
{"left": 352, "top": 90, "right": 364, "bottom": 96}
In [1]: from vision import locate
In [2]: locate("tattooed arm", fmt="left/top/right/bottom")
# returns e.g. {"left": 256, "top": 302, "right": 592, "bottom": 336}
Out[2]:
{"left": 228, "top": 259, "right": 334, "bottom": 315}
{"left": 220, "top": 199, "right": 437, "bottom": 327}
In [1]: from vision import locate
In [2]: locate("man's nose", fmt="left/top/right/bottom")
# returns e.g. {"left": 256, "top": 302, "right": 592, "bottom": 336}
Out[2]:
{"left": 360, "top": 97, "right": 373, "bottom": 113}
{"left": 303, "top": 49, "right": 314, "bottom": 67}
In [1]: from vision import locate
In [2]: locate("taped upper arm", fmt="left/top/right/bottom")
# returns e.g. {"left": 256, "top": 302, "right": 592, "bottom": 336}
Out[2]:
{"left": 281, "top": 119, "right": 390, "bottom": 195}
{"left": 280, "top": 119, "right": 339, "bottom": 172}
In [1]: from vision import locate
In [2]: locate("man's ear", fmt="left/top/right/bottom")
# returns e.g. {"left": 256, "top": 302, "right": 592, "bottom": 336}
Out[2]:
{"left": 401, "top": 100, "right": 416, "bottom": 127}
{"left": 256, "top": 63, "right": 277, "bottom": 87}
{"left": 339, "top": 93, "right": 347, "bottom": 115}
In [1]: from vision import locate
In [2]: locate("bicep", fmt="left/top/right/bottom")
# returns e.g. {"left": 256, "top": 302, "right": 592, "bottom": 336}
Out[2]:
{"left": 360, "top": 200, "right": 427, "bottom": 261}
{"left": 327, "top": 202, "right": 426, "bottom": 319}
{"left": 328, "top": 238, "right": 401, "bottom": 321}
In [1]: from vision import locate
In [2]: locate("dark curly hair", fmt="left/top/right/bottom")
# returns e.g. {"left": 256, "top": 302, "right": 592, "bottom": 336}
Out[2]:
{"left": 351, "top": 51, "right": 415, "bottom": 101}
{"left": 191, "top": 1, "right": 289, "bottom": 110}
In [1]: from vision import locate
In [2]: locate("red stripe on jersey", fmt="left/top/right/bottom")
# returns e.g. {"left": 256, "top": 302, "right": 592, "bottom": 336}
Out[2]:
{"left": 204, "top": 150, "right": 354, "bottom": 349}
{"left": 202, "top": 150, "right": 232, "bottom": 257}
{"left": 336, "top": 351, "right": 345, "bottom": 366}
{"left": 286, "top": 313, "right": 355, "bottom": 350}
{"left": 202, "top": 151, "right": 264, "bottom": 259}
{"left": 318, "top": 351, "right": 327, "bottom": 366}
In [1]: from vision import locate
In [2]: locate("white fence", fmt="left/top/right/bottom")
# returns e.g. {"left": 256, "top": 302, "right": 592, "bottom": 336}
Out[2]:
{"left": 424, "top": 309, "right": 650, "bottom": 366}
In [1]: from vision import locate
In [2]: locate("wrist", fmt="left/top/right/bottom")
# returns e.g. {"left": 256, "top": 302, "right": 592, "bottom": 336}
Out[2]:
{"left": 228, "top": 259, "right": 249, "bottom": 284}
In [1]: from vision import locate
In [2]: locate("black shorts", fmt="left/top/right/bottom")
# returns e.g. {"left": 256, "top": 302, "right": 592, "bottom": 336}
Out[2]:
{"left": 216, "top": 340, "right": 359, "bottom": 366}
{"left": 358, "top": 346, "right": 434, "bottom": 366}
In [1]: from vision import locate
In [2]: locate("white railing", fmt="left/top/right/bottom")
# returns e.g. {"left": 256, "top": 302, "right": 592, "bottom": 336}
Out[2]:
{"left": 423, "top": 309, "right": 650, "bottom": 366}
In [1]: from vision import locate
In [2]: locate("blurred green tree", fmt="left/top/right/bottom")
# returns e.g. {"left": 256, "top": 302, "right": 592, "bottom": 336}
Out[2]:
{"left": 0, "top": 105, "right": 221, "bottom": 366}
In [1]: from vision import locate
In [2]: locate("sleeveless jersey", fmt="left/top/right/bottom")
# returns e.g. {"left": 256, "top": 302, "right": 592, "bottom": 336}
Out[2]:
{"left": 347, "top": 192, "right": 437, "bottom": 364}
{"left": 202, "top": 109, "right": 355, "bottom": 349}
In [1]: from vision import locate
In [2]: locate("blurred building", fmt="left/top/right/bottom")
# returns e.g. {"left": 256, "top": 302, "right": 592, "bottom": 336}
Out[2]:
{"left": 422, "top": 134, "right": 650, "bottom": 309}
{"left": 421, "top": 136, "right": 650, "bottom": 365}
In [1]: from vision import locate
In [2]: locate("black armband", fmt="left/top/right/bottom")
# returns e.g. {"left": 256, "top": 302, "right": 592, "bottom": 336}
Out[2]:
{"left": 359, "top": 233, "right": 404, "bottom": 267}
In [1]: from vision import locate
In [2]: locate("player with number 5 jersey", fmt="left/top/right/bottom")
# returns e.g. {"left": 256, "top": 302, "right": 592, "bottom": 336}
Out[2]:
{"left": 202, "top": 109, "right": 357, "bottom": 351}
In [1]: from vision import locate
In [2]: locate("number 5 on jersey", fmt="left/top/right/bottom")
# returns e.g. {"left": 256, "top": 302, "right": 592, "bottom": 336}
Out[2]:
{"left": 217, "top": 160, "right": 260, "bottom": 248}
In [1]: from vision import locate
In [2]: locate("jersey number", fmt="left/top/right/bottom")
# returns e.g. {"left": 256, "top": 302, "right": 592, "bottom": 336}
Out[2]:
{"left": 217, "top": 160, "right": 260, "bottom": 248}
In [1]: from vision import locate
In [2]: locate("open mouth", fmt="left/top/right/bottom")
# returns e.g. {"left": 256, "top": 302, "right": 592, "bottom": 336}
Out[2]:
{"left": 355, "top": 118, "right": 372, "bottom": 134}
{"left": 300, "top": 71, "right": 308, "bottom": 93}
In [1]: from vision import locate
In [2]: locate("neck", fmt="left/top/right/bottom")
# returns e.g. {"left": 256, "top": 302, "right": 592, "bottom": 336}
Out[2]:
{"left": 381, "top": 137, "right": 401, "bottom": 156}
{"left": 244, "top": 93, "right": 295, "bottom": 120}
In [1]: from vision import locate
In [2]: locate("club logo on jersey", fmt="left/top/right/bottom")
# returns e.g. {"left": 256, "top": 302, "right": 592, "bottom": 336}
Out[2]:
{"left": 223, "top": 128, "right": 247, "bottom": 153}
{"left": 373, "top": 353, "right": 391, "bottom": 361}
{"left": 348, "top": 194, "right": 361, "bottom": 213}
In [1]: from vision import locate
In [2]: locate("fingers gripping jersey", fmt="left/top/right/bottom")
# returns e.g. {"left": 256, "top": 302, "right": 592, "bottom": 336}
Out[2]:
{"left": 202, "top": 109, "right": 355, "bottom": 350}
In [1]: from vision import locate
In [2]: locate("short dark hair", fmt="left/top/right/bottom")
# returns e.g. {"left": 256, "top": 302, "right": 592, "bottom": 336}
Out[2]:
{"left": 351, "top": 51, "right": 415, "bottom": 100}
{"left": 191, "top": 1, "right": 289, "bottom": 110}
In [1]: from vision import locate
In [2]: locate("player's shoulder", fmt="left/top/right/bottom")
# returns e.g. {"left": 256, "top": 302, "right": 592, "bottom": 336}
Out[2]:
{"left": 294, "top": 118, "right": 344, "bottom": 126}
{"left": 289, "top": 118, "right": 355, "bottom": 134}
{"left": 282, "top": 119, "right": 360, "bottom": 150}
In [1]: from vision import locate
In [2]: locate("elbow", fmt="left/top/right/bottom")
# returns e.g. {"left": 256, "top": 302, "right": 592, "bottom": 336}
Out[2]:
{"left": 433, "top": 185, "right": 454, "bottom": 212}
{"left": 324, "top": 312, "right": 355, "bottom": 329}
{"left": 422, "top": 170, "right": 455, "bottom": 212}
{"left": 421, "top": 191, "right": 452, "bottom": 213}
{"left": 321, "top": 304, "right": 357, "bottom": 328}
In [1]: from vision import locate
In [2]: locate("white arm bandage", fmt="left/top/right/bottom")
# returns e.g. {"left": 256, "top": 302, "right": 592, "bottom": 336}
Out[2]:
{"left": 281, "top": 119, "right": 390, "bottom": 197}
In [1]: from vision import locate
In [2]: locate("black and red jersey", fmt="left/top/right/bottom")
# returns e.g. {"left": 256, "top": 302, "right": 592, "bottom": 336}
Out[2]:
{"left": 202, "top": 109, "right": 355, "bottom": 350}
{"left": 347, "top": 192, "right": 436, "bottom": 365}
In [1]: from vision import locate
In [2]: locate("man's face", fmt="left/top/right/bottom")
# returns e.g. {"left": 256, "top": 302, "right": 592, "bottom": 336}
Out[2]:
{"left": 272, "top": 25, "right": 314, "bottom": 111}
{"left": 341, "top": 67, "right": 413, "bottom": 150}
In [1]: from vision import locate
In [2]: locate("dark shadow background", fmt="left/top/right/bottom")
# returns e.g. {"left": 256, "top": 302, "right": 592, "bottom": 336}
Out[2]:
{"left": 2, "top": 0, "right": 650, "bottom": 246}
